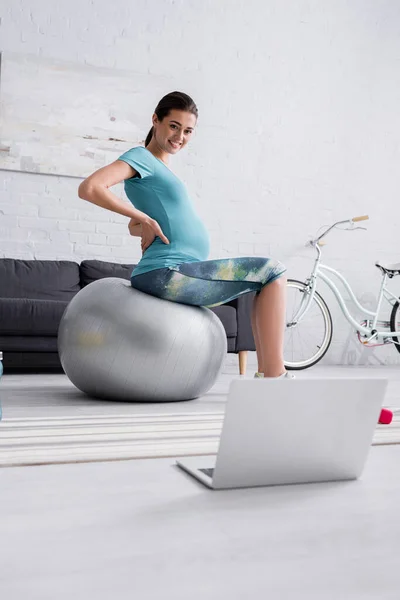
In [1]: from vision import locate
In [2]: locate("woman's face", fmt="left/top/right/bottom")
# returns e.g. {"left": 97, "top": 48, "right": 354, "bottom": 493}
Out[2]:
{"left": 153, "top": 109, "right": 197, "bottom": 154}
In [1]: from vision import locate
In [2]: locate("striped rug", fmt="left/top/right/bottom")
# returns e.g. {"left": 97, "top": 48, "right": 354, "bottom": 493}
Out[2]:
{"left": 1, "top": 409, "right": 399, "bottom": 467}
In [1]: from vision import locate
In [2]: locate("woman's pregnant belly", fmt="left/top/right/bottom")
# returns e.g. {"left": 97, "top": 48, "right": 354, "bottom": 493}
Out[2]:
{"left": 147, "top": 214, "right": 210, "bottom": 262}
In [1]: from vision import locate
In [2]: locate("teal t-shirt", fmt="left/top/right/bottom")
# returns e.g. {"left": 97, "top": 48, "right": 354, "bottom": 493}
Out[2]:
{"left": 118, "top": 146, "right": 210, "bottom": 277}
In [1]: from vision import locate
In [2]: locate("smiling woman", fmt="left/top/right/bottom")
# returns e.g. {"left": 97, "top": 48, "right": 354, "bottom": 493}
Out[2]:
{"left": 144, "top": 91, "right": 197, "bottom": 153}
{"left": 78, "top": 90, "right": 290, "bottom": 379}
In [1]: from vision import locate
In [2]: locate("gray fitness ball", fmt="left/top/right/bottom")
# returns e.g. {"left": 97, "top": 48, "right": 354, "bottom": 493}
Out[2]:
{"left": 58, "top": 277, "right": 227, "bottom": 402}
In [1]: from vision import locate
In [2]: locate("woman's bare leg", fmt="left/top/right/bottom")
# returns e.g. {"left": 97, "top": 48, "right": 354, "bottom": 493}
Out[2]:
{"left": 254, "top": 277, "right": 287, "bottom": 377}
{"left": 251, "top": 293, "right": 264, "bottom": 373}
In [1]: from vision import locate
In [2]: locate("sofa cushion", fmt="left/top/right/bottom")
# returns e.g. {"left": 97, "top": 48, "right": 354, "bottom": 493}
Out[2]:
{"left": 0, "top": 298, "right": 68, "bottom": 336}
{"left": 80, "top": 260, "right": 136, "bottom": 287}
{"left": 0, "top": 336, "right": 59, "bottom": 352}
{"left": 2, "top": 350, "right": 63, "bottom": 372}
{"left": 0, "top": 258, "right": 80, "bottom": 300}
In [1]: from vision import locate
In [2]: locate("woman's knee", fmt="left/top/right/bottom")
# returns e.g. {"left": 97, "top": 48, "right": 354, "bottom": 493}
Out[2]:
{"left": 269, "top": 258, "right": 287, "bottom": 280}
{"left": 266, "top": 275, "right": 286, "bottom": 290}
{"left": 261, "top": 260, "right": 287, "bottom": 289}
{"left": 275, "top": 271, "right": 287, "bottom": 284}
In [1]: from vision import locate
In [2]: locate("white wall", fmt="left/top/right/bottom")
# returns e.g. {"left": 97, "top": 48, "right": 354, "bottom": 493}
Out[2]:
{"left": 1, "top": 0, "right": 400, "bottom": 365}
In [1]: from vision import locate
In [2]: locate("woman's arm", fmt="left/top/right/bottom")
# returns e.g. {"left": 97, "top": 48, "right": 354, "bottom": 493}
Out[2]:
{"left": 78, "top": 160, "right": 148, "bottom": 222}
{"left": 79, "top": 159, "right": 170, "bottom": 245}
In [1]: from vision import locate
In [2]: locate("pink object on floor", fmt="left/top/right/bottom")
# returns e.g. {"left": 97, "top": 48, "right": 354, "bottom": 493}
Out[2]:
{"left": 379, "top": 408, "right": 393, "bottom": 425}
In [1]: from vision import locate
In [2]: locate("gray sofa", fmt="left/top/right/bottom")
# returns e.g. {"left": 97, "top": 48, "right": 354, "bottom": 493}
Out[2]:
{"left": 0, "top": 258, "right": 256, "bottom": 374}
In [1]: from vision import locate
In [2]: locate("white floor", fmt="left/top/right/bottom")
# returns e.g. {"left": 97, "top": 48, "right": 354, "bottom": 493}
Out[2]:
{"left": 1, "top": 365, "right": 400, "bottom": 599}
{"left": 1, "top": 445, "right": 400, "bottom": 599}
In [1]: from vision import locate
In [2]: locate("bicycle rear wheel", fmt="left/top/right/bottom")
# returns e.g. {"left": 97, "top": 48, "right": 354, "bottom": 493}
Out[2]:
{"left": 284, "top": 279, "right": 333, "bottom": 370}
{"left": 390, "top": 300, "right": 400, "bottom": 355}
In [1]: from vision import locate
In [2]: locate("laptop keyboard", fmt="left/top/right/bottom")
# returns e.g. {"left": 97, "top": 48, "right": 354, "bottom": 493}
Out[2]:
{"left": 200, "top": 468, "right": 214, "bottom": 478}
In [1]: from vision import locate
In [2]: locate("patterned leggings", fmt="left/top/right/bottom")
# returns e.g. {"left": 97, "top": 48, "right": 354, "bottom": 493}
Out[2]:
{"left": 130, "top": 257, "right": 286, "bottom": 308}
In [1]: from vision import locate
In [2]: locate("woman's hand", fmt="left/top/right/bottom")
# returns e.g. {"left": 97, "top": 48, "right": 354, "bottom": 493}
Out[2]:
{"left": 140, "top": 221, "right": 156, "bottom": 254}
{"left": 128, "top": 218, "right": 141, "bottom": 236}
{"left": 139, "top": 217, "right": 170, "bottom": 254}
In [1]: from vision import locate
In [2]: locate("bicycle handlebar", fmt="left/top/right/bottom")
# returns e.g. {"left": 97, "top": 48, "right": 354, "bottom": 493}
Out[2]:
{"left": 352, "top": 215, "right": 369, "bottom": 222}
{"left": 310, "top": 215, "right": 370, "bottom": 246}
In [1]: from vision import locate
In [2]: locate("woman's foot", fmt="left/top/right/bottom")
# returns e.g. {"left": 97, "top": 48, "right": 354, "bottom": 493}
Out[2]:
{"left": 254, "top": 371, "right": 264, "bottom": 378}
{"left": 254, "top": 371, "right": 295, "bottom": 379}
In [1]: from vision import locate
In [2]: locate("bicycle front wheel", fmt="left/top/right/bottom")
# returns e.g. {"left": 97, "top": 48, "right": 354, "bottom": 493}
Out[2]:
{"left": 284, "top": 279, "right": 333, "bottom": 370}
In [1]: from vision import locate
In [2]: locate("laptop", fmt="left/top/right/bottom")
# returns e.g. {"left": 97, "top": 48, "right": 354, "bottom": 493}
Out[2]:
{"left": 176, "top": 377, "right": 388, "bottom": 490}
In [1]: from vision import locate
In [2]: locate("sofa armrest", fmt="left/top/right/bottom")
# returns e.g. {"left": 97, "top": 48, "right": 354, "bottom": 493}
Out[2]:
{"left": 224, "top": 292, "right": 256, "bottom": 353}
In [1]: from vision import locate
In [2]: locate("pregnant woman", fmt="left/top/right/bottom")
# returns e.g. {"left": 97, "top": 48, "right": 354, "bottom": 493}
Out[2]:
{"left": 78, "top": 91, "right": 292, "bottom": 379}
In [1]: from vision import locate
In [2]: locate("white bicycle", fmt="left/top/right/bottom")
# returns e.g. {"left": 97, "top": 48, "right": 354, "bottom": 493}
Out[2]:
{"left": 284, "top": 215, "right": 400, "bottom": 370}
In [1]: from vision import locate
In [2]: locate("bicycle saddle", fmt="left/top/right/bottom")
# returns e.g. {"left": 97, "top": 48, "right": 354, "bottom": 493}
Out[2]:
{"left": 375, "top": 261, "right": 400, "bottom": 277}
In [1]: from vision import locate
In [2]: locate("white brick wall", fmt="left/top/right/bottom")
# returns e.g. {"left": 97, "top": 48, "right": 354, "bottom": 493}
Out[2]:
{"left": 1, "top": 0, "right": 400, "bottom": 365}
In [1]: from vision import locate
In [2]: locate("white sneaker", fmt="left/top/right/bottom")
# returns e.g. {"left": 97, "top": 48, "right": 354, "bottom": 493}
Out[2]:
{"left": 254, "top": 371, "right": 295, "bottom": 379}
{"left": 280, "top": 371, "right": 296, "bottom": 380}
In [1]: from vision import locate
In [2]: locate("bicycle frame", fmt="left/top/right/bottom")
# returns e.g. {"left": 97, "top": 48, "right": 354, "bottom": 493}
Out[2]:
{"left": 292, "top": 243, "right": 400, "bottom": 341}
